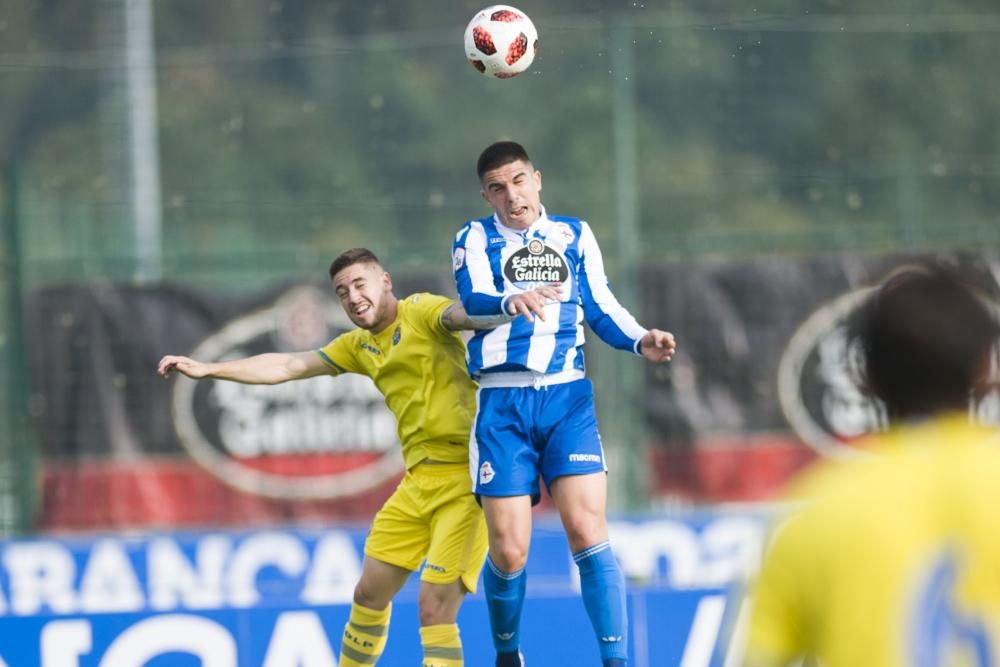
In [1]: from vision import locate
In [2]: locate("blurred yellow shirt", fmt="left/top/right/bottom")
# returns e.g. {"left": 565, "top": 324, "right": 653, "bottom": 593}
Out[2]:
{"left": 747, "top": 415, "right": 1000, "bottom": 667}
{"left": 316, "top": 293, "right": 477, "bottom": 469}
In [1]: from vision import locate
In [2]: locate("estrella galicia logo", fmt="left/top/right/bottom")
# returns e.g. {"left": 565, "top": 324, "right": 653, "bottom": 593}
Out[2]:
{"left": 503, "top": 240, "right": 569, "bottom": 289}
{"left": 170, "top": 285, "right": 403, "bottom": 500}
{"left": 392, "top": 325, "right": 401, "bottom": 346}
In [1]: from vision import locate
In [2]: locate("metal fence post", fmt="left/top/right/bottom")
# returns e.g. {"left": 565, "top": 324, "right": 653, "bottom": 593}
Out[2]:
{"left": 1, "top": 163, "right": 36, "bottom": 534}
{"left": 603, "top": 13, "right": 648, "bottom": 512}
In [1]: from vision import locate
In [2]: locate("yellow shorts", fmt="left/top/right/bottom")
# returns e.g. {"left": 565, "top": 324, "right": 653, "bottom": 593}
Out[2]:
{"left": 364, "top": 462, "right": 488, "bottom": 593}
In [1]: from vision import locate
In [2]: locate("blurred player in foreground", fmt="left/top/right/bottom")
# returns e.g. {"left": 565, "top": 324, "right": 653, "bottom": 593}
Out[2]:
{"left": 159, "top": 248, "right": 510, "bottom": 667}
{"left": 452, "top": 141, "right": 676, "bottom": 667}
{"left": 746, "top": 265, "right": 1000, "bottom": 666}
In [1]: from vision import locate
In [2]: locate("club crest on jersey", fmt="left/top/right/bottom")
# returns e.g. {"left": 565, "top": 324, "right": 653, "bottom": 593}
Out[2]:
{"left": 392, "top": 325, "right": 401, "bottom": 345}
{"left": 551, "top": 222, "right": 575, "bottom": 244}
{"left": 503, "top": 241, "right": 569, "bottom": 289}
{"left": 479, "top": 461, "right": 495, "bottom": 485}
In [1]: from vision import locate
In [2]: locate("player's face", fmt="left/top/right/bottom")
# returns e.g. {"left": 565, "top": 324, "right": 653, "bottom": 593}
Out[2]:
{"left": 480, "top": 159, "right": 543, "bottom": 230}
{"left": 333, "top": 262, "right": 393, "bottom": 331}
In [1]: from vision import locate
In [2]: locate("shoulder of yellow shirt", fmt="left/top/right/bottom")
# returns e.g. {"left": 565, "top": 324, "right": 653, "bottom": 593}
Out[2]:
{"left": 782, "top": 415, "right": 999, "bottom": 504}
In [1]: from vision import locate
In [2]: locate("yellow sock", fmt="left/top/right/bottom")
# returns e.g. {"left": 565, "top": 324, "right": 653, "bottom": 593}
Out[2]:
{"left": 420, "top": 623, "right": 464, "bottom": 667}
{"left": 340, "top": 602, "right": 391, "bottom": 666}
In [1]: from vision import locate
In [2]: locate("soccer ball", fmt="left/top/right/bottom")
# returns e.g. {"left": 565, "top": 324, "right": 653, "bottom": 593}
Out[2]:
{"left": 464, "top": 5, "right": 538, "bottom": 78}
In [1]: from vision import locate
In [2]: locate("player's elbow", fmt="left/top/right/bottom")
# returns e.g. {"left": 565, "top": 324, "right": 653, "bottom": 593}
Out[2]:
{"left": 275, "top": 355, "right": 314, "bottom": 383}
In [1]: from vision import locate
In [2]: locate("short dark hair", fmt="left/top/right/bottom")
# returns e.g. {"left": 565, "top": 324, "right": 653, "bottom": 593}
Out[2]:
{"left": 329, "top": 247, "right": 381, "bottom": 281}
{"left": 854, "top": 265, "right": 999, "bottom": 419}
{"left": 477, "top": 141, "right": 532, "bottom": 179}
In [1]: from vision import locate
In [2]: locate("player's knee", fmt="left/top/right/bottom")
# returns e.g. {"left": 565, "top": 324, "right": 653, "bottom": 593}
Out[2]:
{"left": 562, "top": 515, "right": 606, "bottom": 552}
{"left": 418, "top": 585, "right": 462, "bottom": 626}
{"left": 418, "top": 597, "right": 449, "bottom": 626}
{"left": 489, "top": 543, "right": 528, "bottom": 571}
{"left": 352, "top": 579, "right": 390, "bottom": 610}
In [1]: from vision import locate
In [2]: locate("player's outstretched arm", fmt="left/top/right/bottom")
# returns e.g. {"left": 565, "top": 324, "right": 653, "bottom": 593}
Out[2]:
{"left": 157, "top": 351, "right": 328, "bottom": 384}
{"left": 638, "top": 329, "right": 677, "bottom": 362}
{"left": 440, "top": 301, "right": 515, "bottom": 331}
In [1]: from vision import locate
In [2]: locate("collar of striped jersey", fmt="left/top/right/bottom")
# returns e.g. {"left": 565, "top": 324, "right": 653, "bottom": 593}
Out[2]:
{"left": 493, "top": 205, "right": 549, "bottom": 238}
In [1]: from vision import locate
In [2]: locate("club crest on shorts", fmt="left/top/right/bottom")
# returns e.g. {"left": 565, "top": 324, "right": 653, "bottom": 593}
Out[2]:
{"left": 479, "top": 461, "right": 495, "bottom": 485}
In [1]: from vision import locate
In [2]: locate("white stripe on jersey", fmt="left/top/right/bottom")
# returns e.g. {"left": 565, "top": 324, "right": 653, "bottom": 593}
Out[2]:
{"left": 465, "top": 220, "right": 504, "bottom": 298}
{"left": 578, "top": 223, "right": 648, "bottom": 343}
{"left": 481, "top": 323, "right": 511, "bottom": 369}
{"left": 561, "top": 309, "right": 586, "bottom": 371}
{"left": 525, "top": 303, "right": 560, "bottom": 370}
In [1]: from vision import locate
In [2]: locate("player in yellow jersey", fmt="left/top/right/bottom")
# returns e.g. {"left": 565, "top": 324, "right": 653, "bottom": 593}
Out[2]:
{"left": 158, "top": 247, "right": 513, "bottom": 667}
{"left": 745, "top": 265, "right": 1000, "bottom": 667}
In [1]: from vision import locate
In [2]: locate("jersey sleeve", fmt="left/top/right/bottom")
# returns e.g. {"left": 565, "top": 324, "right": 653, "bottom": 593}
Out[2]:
{"left": 315, "top": 332, "right": 359, "bottom": 375}
{"left": 453, "top": 221, "right": 507, "bottom": 316}
{"left": 406, "top": 293, "right": 455, "bottom": 336}
{"left": 577, "top": 222, "right": 648, "bottom": 354}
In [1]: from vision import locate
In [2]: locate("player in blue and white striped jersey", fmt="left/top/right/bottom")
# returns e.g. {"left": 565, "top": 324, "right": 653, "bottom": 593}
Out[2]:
{"left": 452, "top": 141, "right": 676, "bottom": 667}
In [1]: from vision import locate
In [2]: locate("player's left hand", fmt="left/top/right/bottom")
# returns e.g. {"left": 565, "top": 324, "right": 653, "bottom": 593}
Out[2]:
{"left": 639, "top": 329, "right": 676, "bottom": 362}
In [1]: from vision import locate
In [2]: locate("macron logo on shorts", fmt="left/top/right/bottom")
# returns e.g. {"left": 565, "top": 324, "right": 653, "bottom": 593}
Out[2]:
{"left": 479, "top": 461, "right": 495, "bottom": 485}
{"left": 569, "top": 453, "right": 601, "bottom": 463}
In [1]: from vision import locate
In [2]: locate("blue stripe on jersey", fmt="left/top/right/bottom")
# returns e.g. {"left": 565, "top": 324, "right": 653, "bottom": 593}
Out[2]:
{"left": 546, "top": 301, "right": 583, "bottom": 373}
{"left": 467, "top": 327, "right": 486, "bottom": 372}
{"left": 553, "top": 216, "right": 583, "bottom": 303}
{"left": 503, "top": 310, "right": 535, "bottom": 368}
{"left": 578, "top": 262, "right": 636, "bottom": 352}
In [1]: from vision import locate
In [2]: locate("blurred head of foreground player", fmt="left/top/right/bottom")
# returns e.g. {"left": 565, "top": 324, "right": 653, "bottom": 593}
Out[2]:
{"left": 854, "top": 264, "right": 999, "bottom": 422}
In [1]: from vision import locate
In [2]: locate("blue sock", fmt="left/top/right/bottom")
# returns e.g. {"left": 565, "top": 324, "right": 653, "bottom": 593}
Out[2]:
{"left": 574, "top": 541, "right": 628, "bottom": 664}
{"left": 483, "top": 555, "right": 527, "bottom": 654}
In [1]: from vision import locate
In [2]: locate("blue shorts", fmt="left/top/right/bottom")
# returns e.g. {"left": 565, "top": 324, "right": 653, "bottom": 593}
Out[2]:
{"left": 470, "top": 378, "right": 607, "bottom": 501}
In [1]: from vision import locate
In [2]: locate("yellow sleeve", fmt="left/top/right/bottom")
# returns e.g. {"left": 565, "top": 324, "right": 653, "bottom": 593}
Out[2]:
{"left": 315, "top": 331, "right": 359, "bottom": 375}
{"left": 405, "top": 293, "right": 454, "bottom": 337}
{"left": 745, "top": 514, "right": 814, "bottom": 664}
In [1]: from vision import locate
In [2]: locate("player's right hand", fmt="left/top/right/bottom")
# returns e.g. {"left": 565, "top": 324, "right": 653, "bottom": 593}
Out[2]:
{"left": 157, "top": 355, "right": 210, "bottom": 379}
{"left": 506, "top": 284, "right": 564, "bottom": 322}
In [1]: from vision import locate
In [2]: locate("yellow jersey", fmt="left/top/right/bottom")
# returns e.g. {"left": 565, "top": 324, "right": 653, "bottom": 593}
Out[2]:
{"left": 316, "top": 293, "right": 477, "bottom": 469}
{"left": 747, "top": 415, "right": 1000, "bottom": 667}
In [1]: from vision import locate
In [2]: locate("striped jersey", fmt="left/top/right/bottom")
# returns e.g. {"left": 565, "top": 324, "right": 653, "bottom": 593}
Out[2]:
{"left": 452, "top": 209, "right": 647, "bottom": 378}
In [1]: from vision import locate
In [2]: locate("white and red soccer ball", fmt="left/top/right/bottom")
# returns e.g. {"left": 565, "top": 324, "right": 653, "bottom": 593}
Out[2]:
{"left": 464, "top": 5, "right": 538, "bottom": 78}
